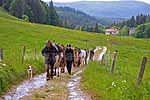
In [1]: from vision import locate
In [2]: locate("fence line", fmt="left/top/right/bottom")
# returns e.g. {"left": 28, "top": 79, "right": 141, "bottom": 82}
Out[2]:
{"left": 0, "top": 48, "right": 3, "bottom": 62}
{"left": 137, "top": 57, "right": 147, "bottom": 85}
{"left": 110, "top": 50, "right": 118, "bottom": 74}
{"left": 22, "top": 46, "right": 26, "bottom": 64}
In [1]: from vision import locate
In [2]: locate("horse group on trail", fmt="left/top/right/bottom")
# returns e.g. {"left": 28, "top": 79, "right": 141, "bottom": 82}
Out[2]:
{"left": 41, "top": 40, "right": 94, "bottom": 81}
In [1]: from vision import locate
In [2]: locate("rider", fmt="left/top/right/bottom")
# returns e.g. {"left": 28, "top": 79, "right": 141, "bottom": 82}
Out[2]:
{"left": 41, "top": 40, "right": 58, "bottom": 81}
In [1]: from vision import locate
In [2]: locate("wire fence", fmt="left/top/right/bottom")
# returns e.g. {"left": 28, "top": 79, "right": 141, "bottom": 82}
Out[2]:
{"left": 100, "top": 50, "right": 150, "bottom": 84}
{"left": 0, "top": 46, "right": 43, "bottom": 64}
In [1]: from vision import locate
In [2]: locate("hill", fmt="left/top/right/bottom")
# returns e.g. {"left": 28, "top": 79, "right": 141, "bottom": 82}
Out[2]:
{"left": 0, "top": 7, "right": 19, "bottom": 20}
{"left": 0, "top": 6, "right": 150, "bottom": 100}
{"left": 55, "top": 6, "right": 125, "bottom": 26}
{"left": 56, "top": 6, "right": 98, "bottom": 26}
{"left": 54, "top": 1, "right": 150, "bottom": 18}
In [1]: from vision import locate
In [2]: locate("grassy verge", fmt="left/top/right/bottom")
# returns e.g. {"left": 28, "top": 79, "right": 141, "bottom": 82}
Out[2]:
{"left": 82, "top": 40, "right": 150, "bottom": 100}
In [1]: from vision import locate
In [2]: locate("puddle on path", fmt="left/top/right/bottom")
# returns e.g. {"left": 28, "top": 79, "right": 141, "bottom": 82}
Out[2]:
{"left": 68, "top": 70, "right": 91, "bottom": 100}
{"left": 4, "top": 73, "right": 46, "bottom": 100}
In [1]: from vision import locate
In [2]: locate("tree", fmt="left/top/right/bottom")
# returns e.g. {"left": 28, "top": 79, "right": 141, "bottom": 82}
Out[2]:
{"left": 132, "top": 24, "right": 146, "bottom": 38}
{"left": 135, "top": 30, "right": 144, "bottom": 38}
{"left": 129, "top": 16, "right": 135, "bottom": 27}
{"left": 139, "top": 14, "right": 146, "bottom": 25}
{"left": 136, "top": 14, "right": 140, "bottom": 25}
{"left": 9, "top": 0, "right": 25, "bottom": 18}
{"left": 143, "top": 25, "right": 150, "bottom": 38}
{"left": 94, "top": 23, "right": 99, "bottom": 33}
{"left": 24, "top": 4, "right": 34, "bottom": 22}
{"left": 22, "top": 14, "right": 29, "bottom": 21}
{"left": 0, "top": 0, "right": 5, "bottom": 6}
{"left": 120, "top": 26, "right": 129, "bottom": 36}
{"left": 146, "top": 15, "right": 150, "bottom": 23}
{"left": 3, "top": 0, "right": 13, "bottom": 11}
{"left": 47, "top": 0, "right": 60, "bottom": 26}
{"left": 29, "top": 0, "right": 46, "bottom": 23}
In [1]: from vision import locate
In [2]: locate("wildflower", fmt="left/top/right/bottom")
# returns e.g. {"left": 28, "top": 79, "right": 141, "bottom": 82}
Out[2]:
{"left": 122, "top": 80, "right": 126, "bottom": 83}
{"left": 112, "top": 82, "right": 116, "bottom": 87}
{"left": 3, "top": 64, "right": 6, "bottom": 66}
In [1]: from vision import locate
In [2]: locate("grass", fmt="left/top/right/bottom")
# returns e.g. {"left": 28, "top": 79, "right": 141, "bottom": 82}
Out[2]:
{"left": 82, "top": 38, "right": 150, "bottom": 100}
{"left": 0, "top": 7, "right": 150, "bottom": 99}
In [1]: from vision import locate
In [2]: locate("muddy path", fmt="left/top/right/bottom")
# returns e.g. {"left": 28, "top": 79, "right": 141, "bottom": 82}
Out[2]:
{"left": 2, "top": 67, "right": 91, "bottom": 100}
{"left": 4, "top": 73, "right": 47, "bottom": 100}
{"left": 68, "top": 69, "right": 92, "bottom": 100}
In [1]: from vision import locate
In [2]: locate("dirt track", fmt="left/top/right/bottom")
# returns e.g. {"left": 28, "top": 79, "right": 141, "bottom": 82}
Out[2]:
{"left": 20, "top": 67, "right": 91, "bottom": 100}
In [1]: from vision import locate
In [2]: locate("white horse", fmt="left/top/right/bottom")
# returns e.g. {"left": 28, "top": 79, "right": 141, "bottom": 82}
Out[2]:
{"left": 79, "top": 49, "right": 87, "bottom": 66}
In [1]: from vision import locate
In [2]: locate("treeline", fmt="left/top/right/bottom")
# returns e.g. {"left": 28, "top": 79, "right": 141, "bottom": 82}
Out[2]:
{"left": 56, "top": 6, "right": 104, "bottom": 33}
{"left": 113, "top": 14, "right": 150, "bottom": 38}
{"left": 0, "top": 0, "right": 60, "bottom": 26}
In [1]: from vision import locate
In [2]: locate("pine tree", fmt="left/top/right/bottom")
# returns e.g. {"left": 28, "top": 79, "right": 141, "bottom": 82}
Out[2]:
{"left": 94, "top": 23, "right": 99, "bottom": 33}
{"left": 0, "top": 0, "right": 5, "bottom": 6}
{"left": 47, "top": 0, "right": 59, "bottom": 26}
{"left": 3, "top": 0, "right": 13, "bottom": 11}
{"left": 129, "top": 16, "right": 135, "bottom": 27}
{"left": 146, "top": 15, "right": 150, "bottom": 23}
{"left": 136, "top": 14, "right": 140, "bottom": 25}
{"left": 143, "top": 25, "right": 150, "bottom": 38}
{"left": 24, "top": 4, "right": 34, "bottom": 22}
{"left": 120, "top": 25, "right": 129, "bottom": 36}
{"left": 29, "top": 0, "right": 46, "bottom": 23}
{"left": 9, "top": 0, "right": 25, "bottom": 18}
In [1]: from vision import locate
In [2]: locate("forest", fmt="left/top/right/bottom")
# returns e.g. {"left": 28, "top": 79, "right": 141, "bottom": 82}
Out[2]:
{"left": 0, "top": 0, "right": 60, "bottom": 26}
{"left": 112, "top": 14, "right": 150, "bottom": 38}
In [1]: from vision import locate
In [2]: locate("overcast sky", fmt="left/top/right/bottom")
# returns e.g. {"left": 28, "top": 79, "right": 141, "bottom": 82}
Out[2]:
{"left": 42, "top": 0, "right": 150, "bottom": 4}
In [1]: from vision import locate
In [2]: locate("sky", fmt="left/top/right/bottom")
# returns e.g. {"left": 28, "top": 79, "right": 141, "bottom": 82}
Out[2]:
{"left": 42, "top": 0, "right": 150, "bottom": 4}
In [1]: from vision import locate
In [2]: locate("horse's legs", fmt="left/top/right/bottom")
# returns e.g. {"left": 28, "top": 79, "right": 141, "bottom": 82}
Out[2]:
{"left": 54, "top": 67, "right": 57, "bottom": 76}
{"left": 57, "top": 66, "right": 59, "bottom": 77}
{"left": 78, "top": 58, "right": 81, "bottom": 67}
{"left": 62, "top": 66, "right": 65, "bottom": 73}
{"left": 50, "top": 63, "right": 54, "bottom": 79}
{"left": 60, "top": 63, "right": 65, "bottom": 73}
{"left": 46, "top": 64, "right": 50, "bottom": 81}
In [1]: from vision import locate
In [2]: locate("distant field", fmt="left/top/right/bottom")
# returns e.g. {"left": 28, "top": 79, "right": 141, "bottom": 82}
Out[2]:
{"left": 0, "top": 7, "right": 150, "bottom": 100}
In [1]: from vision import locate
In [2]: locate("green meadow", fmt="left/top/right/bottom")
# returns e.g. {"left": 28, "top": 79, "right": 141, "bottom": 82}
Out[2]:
{"left": 0, "top": 7, "right": 150, "bottom": 100}
{"left": 82, "top": 35, "right": 150, "bottom": 99}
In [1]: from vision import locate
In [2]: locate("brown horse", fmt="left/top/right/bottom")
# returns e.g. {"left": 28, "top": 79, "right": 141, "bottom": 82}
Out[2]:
{"left": 54, "top": 44, "right": 66, "bottom": 76}
{"left": 73, "top": 47, "right": 79, "bottom": 67}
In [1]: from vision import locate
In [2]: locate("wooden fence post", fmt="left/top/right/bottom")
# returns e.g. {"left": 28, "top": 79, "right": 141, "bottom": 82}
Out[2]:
{"left": 105, "top": 54, "right": 108, "bottom": 67}
{"left": 137, "top": 57, "right": 147, "bottom": 85}
{"left": 110, "top": 50, "right": 117, "bottom": 74}
{"left": 34, "top": 48, "right": 36, "bottom": 61}
{"left": 22, "top": 46, "right": 26, "bottom": 64}
{"left": 101, "top": 54, "right": 105, "bottom": 66}
{"left": 85, "top": 41, "right": 88, "bottom": 47}
{"left": 0, "top": 48, "right": 3, "bottom": 61}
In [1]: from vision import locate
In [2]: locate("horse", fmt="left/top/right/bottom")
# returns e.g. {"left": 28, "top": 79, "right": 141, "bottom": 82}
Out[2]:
{"left": 79, "top": 49, "right": 87, "bottom": 66}
{"left": 89, "top": 49, "right": 95, "bottom": 61}
{"left": 53, "top": 44, "right": 66, "bottom": 76}
{"left": 73, "top": 47, "right": 79, "bottom": 67}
